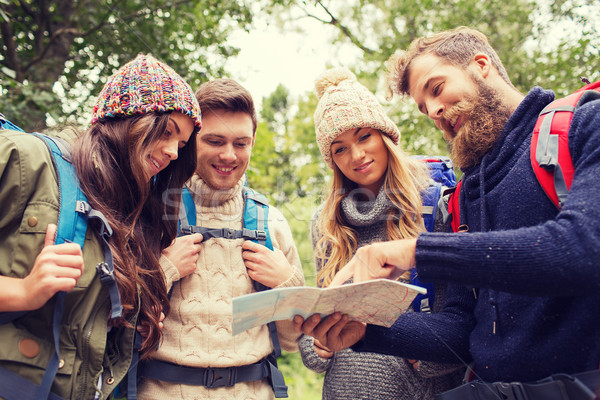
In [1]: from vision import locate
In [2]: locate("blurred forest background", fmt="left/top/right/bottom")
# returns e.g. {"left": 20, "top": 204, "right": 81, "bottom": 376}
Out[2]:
{"left": 1, "top": 0, "right": 599, "bottom": 397}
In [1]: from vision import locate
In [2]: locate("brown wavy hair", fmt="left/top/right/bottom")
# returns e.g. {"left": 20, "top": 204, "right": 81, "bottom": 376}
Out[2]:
{"left": 386, "top": 26, "right": 515, "bottom": 98}
{"left": 315, "top": 135, "right": 429, "bottom": 287}
{"left": 72, "top": 112, "right": 197, "bottom": 357}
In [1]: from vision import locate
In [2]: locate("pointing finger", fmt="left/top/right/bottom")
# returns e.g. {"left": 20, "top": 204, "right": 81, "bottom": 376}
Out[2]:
{"left": 330, "top": 263, "right": 354, "bottom": 287}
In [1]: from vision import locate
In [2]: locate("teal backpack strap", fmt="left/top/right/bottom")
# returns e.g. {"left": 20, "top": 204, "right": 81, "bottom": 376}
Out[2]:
{"left": 32, "top": 134, "right": 89, "bottom": 400}
{"left": 178, "top": 187, "right": 272, "bottom": 244}
{"left": 0, "top": 113, "right": 24, "bottom": 132}
{"left": 242, "top": 187, "right": 287, "bottom": 398}
{"left": 37, "top": 135, "right": 122, "bottom": 318}
{"left": 39, "top": 135, "right": 123, "bottom": 399}
{"left": 178, "top": 187, "right": 196, "bottom": 235}
{"left": 420, "top": 181, "right": 442, "bottom": 233}
{"left": 242, "top": 187, "right": 273, "bottom": 250}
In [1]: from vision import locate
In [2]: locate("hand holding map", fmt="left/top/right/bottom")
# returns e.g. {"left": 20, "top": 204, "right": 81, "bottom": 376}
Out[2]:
{"left": 232, "top": 279, "right": 426, "bottom": 335}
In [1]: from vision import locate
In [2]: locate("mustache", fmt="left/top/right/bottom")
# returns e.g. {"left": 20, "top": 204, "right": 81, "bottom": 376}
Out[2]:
{"left": 443, "top": 99, "right": 475, "bottom": 129}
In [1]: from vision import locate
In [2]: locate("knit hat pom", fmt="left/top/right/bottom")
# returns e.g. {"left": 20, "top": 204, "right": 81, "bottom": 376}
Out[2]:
{"left": 315, "top": 68, "right": 357, "bottom": 99}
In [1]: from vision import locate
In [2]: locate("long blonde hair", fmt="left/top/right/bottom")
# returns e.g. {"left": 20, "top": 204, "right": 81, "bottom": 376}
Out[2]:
{"left": 315, "top": 134, "right": 429, "bottom": 287}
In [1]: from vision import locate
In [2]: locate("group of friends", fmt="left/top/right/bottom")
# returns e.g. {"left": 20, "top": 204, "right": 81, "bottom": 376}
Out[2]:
{"left": 0, "top": 25, "right": 598, "bottom": 400}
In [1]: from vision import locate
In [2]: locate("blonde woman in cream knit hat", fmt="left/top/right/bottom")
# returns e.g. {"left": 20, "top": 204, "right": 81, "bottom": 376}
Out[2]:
{"left": 298, "top": 68, "right": 464, "bottom": 399}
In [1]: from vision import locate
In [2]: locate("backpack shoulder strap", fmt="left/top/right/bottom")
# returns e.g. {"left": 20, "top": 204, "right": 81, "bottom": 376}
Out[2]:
{"left": 448, "top": 179, "right": 463, "bottom": 233}
{"left": 241, "top": 187, "right": 287, "bottom": 396}
{"left": 0, "top": 113, "right": 24, "bottom": 132}
{"left": 36, "top": 135, "right": 89, "bottom": 248}
{"left": 242, "top": 187, "right": 273, "bottom": 251}
{"left": 531, "top": 80, "right": 600, "bottom": 208}
{"left": 411, "top": 180, "right": 440, "bottom": 313}
{"left": 178, "top": 186, "right": 196, "bottom": 235}
{"left": 421, "top": 182, "right": 441, "bottom": 233}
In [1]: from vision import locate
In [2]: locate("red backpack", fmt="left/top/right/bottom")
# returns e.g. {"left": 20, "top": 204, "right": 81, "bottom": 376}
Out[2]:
{"left": 449, "top": 80, "right": 600, "bottom": 232}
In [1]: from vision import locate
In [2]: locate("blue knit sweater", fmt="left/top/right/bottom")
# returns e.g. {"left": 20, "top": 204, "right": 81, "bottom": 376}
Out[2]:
{"left": 354, "top": 87, "right": 600, "bottom": 383}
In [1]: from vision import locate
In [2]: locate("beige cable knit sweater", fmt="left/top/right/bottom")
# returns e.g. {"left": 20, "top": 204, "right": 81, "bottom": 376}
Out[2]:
{"left": 138, "top": 176, "right": 304, "bottom": 400}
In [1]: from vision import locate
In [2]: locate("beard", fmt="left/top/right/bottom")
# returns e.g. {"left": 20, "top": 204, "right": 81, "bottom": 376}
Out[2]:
{"left": 444, "top": 80, "right": 513, "bottom": 170}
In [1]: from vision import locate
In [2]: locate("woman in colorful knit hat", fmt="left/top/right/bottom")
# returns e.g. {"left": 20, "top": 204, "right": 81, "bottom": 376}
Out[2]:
{"left": 298, "top": 68, "right": 464, "bottom": 399}
{"left": 0, "top": 53, "right": 201, "bottom": 399}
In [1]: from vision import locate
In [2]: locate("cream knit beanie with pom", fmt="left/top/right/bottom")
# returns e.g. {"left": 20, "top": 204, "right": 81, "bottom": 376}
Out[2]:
{"left": 314, "top": 68, "right": 400, "bottom": 169}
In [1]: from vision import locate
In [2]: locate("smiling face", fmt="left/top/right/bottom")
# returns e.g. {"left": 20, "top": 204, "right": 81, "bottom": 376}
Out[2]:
{"left": 407, "top": 53, "right": 512, "bottom": 169}
{"left": 330, "top": 128, "right": 389, "bottom": 195}
{"left": 195, "top": 109, "right": 254, "bottom": 190}
{"left": 142, "top": 111, "right": 194, "bottom": 182}
{"left": 408, "top": 53, "right": 480, "bottom": 140}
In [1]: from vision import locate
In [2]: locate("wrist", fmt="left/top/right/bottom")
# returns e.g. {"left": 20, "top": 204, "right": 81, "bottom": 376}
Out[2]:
{"left": 0, "top": 277, "right": 29, "bottom": 311}
{"left": 408, "top": 238, "right": 417, "bottom": 269}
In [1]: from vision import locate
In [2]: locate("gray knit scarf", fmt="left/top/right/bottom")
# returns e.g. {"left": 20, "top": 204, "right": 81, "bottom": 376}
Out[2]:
{"left": 339, "top": 187, "right": 397, "bottom": 247}
{"left": 340, "top": 186, "right": 395, "bottom": 227}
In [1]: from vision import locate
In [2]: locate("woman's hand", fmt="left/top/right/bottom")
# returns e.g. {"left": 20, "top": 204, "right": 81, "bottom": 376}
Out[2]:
{"left": 4, "top": 224, "right": 85, "bottom": 312}
{"left": 313, "top": 338, "right": 334, "bottom": 359}
{"left": 293, "top": 313, "right": 366, "bottom": 353}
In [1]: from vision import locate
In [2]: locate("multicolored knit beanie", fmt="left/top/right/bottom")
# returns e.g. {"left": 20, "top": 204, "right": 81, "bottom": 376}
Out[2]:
{"left": 314, "top": 68, "right": 400, "bottom": 169}
{"left": 91, "top": 54, "right": 201, "bottom": 132}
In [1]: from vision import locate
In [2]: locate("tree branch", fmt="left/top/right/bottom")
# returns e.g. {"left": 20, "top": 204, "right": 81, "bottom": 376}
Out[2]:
{"left": 17, "top": 0, "right": 35, "bottom": 19}
{"left": 312, "top": 0, "right": 375, "bottom": 55}
{"left": 24, "top": 27, "right": 79, "bottom": 72}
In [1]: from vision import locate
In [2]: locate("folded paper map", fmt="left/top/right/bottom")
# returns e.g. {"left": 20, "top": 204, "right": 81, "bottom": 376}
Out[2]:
{"left": 232, "top": 279, "right": 426, "bottom": 335}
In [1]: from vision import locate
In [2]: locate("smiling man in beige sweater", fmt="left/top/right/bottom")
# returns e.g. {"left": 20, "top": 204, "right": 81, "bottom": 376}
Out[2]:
{"left": 137, "top": 78, "right": 305, "bottom": 400}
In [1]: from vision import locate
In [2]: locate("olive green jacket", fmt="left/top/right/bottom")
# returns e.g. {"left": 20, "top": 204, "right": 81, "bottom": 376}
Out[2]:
{"left": 0, "top": 130, "right": 138, "bottom": 399}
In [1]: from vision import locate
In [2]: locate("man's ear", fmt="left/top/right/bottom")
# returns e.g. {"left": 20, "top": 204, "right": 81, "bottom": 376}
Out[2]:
{"left": 470, "top": 53, "right": 491, "bottom": 79}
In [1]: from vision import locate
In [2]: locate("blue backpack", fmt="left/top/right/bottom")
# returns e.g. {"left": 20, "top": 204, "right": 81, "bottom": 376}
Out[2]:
{"left": 0, "top": 113, "right": 24, "bottom": 132}
{"left": 0, "top": 116, "right": 126, "bottom": 400}
{"left": 411, "top": 156, "right": 457, "bottom": 313}
{"left": 136, "top": 185, "right": 288, "bottom": 398}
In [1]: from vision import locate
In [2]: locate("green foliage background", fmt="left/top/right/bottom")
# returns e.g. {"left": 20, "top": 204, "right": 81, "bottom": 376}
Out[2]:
{"left": 2, "top": 0, "right": 599, "bottom": 398}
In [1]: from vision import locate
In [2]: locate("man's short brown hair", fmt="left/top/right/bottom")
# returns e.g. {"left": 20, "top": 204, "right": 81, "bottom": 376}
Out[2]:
{"left": 195, "top": 78, "right": 257, "bottom": 134}
{"left": 386, "top": 26, "right": 513, "bottom": 96}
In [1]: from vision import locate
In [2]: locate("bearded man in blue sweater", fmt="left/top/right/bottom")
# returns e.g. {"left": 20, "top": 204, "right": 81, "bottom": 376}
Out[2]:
{"left": 294, "top": 26, "right": 600, "bottom": 399}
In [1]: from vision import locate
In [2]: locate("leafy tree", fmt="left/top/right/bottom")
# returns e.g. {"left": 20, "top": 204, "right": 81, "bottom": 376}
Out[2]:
{"left": 248, "top": 84, "right": 328, "bottom": 204}
{"left": 0, "top": 0, "right": 253, "bottom": 130}
{"left": 265, "top": 0, "right": 600, "bottom": 156}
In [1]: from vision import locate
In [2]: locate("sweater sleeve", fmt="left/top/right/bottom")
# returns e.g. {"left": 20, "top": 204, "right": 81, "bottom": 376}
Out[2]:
{"left": 158, "top": 254, "right": 181, "bottom": 292}
{"left": 268, "top": 205, "right": 305, "bottom": 352}
{"left": 297, "top": 210, "right": 337, "bottom": 372}
{"left": 298, "top": 334, "right": 332, "bottom": 373}
{"left": 353, "top": 283, "right": 476, "bottom": 364}
{"left": 416, "top": 100, "right": 600, "bottom": 296}
{"left": 410, "top": 281, "right": 467, "bottom": 378}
